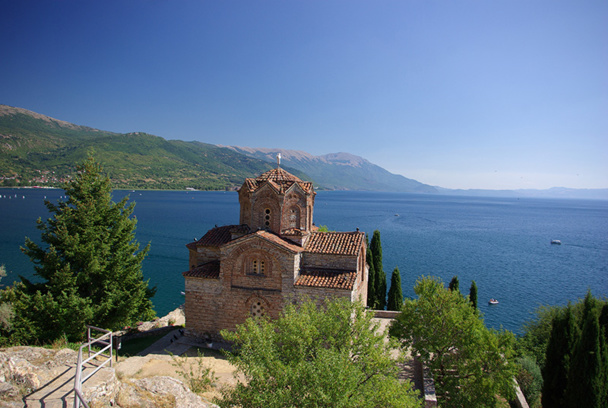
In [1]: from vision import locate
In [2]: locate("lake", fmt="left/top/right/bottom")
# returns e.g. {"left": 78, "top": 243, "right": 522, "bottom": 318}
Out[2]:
{"left": 1, "top": 188, "right": 607, "bottom": 334}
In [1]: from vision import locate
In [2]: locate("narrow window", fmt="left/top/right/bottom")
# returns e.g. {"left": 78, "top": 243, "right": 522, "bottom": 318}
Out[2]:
{"left": 264, "top": 208, "right": 271, "bottom": 228}
{"left": 249, "top": 258, "right": 265, "bottom": 275}
{"left": 251, "top": 300, "right": 265, "bottom": 317}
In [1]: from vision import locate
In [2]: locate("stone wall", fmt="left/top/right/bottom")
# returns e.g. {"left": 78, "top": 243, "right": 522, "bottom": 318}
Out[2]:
{"left": 185, "top": 235, "right": 300, "bottom": 338}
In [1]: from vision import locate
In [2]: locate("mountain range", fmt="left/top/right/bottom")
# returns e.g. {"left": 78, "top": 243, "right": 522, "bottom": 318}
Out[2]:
{"left": 1, "top": 104, "right": 606, "bottom": 199}
{"left": 0, "top": 104, "right": 436, "bottom": 192}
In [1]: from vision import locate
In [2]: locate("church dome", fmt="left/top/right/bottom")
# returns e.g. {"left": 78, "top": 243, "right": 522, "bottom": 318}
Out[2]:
{"left": 256, "top": 167, "right": 302, "bottom": 183}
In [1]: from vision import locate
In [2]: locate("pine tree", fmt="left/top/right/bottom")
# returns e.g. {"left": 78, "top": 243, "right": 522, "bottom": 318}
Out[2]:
{"left": 469, "top": 280, "right": 478, "bottom": 310}
{"left": 14, "top": 156, "right": 156, "bottom": 343}
{"left": 370, "top": 230, "right": 386, "bottom": 309}
{"left": 387, "top": 267, "right": 403, "bottom": 311}
{"left": 448, "top": 275, "right": 459, "bottom": 293}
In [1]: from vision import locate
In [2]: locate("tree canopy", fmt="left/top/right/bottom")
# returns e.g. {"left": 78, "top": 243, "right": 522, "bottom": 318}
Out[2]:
{"left": 390, "top": 276, "right": 517, "bottom": 408}
{"left": 5, "top": 156, "right": 155, "bottom": 344}
{"left": 518, "top": 291, "right": 608, "bottom": 408}
{"left": 220, "top": 298, "right": 419, "bottom": 408}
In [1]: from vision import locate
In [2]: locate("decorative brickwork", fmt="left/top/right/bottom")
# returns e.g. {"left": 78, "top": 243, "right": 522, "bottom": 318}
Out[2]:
{"left": 183, "top": 165, "right": 368, "bottom": 338}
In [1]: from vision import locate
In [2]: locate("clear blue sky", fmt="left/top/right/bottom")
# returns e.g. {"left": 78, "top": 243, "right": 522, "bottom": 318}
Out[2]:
{"left": 2, "top": 0, "right": 606, "bottom": 190}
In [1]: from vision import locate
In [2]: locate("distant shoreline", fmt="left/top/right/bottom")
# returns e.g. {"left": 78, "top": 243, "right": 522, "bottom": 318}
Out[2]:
{"left": 1, "top": 185, "right": 607, "bottom": 200}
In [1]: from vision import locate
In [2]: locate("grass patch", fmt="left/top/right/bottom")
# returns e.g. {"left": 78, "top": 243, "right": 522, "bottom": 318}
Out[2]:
{"left": 118, "top": 333, "right": 167, "bottom": 357}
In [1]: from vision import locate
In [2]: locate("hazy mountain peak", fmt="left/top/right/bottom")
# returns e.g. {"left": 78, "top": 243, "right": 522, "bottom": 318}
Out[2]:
{"left": 223, "top": 145, "right": 437, "bottom": 193}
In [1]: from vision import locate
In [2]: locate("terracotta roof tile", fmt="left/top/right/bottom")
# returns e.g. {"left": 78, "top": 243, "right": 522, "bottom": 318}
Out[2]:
{"left": 295, "top": 268, "right": 357, "bottom": 290}
{"left": 224, "top": 230, "right": 304, "bottom": 253}
{"left": 188, "top": 225, "right": 250, "bottom": 249}
{"left": 255, "top": 230, "right": 304, "bottom": 252}
{"left": 282, "top": 228, "right": 307, "bottom": 236}
{"left": 240, "top": 167, "right": 314, "bottom": 194}
{"left": 183, "top": 261, "right": 220, "bottom": 279}
{"left": 305, "top": 231, "right": 364, "bottom": 256}
{"left": 256, "top": 167, "right": 302, "bottom": 183}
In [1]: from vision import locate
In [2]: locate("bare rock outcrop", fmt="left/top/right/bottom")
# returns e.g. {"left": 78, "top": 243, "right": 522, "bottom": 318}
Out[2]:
{"left": 114, "top": 376, "right": 217, "bottom": 408}
{"left": 0, "top": 346, "right": 218, "bottom": 408}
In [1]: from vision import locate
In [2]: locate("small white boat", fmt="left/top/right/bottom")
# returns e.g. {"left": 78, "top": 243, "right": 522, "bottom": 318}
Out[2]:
{"left": 488, "top": 299, "right": 499, "bottom": 305}
{"left": 551, "top": 240, "right": 561, "bottom": 245}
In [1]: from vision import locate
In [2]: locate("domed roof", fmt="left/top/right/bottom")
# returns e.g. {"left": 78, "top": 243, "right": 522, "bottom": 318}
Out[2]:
{"left": 256, "top": 167, "right": 302, "bottom": 183}
{"left": 241, "top": 166, "right": 314, "bottom": 194}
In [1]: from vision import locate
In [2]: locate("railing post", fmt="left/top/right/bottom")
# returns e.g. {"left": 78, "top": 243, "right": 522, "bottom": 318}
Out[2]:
{"left": 109, "top": 332, "right": 113, "bottom": 367}
{"left": 87, "top": 326, "right": 91, "bottom": 359}
{"left": 73, "top": 347, "right": 82, "bottom": 408}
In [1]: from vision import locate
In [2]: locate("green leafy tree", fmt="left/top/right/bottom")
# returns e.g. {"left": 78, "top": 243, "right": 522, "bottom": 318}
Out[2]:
{"left": 469, "top": 280, "right": 478, "bottom": 310}
{"left": 220, "top": 298, "right": 419, "bottom": 408}
{"left": 0, "top": 265, "right": 15, "bottom": 343}
{"left": 516, "top": 355, "right": 543, "bottom": 408}
{"left": 518, "top": 304, "right": 565, "bottom": 368}
{"left": 387, "top": 267, "right": 403, "bottom": 311}
{"left": 448, "top": 275, "right": 459, "bottom": 293}
{"left": 11, "top": 156, "right": 155, "bottom": 344}
{"left": 390, "top": 276, "right": 517, "bottom": 408}
{"left": 370, "top": 230, "right": 386, "bottom": 309}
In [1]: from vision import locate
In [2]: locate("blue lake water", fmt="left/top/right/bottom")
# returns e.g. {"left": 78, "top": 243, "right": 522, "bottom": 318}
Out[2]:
{"left": 1, "top": 188, "right": 607, "bottom": 334}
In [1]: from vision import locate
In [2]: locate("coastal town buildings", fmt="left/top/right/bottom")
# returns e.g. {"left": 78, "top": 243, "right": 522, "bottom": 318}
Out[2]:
{"left": 182, "top": 160, "right": 368, "bottom": 338}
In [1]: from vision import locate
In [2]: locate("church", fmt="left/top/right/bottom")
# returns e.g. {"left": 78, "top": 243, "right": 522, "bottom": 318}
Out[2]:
{"left": 182, "top": 157, "right": 368, "bottom": 338}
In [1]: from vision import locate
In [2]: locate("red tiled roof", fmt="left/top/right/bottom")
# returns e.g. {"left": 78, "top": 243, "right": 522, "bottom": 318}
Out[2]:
{"left": 282, "top": 228, "right": 307, "bottom": 236}
{"left": 257, "top": 167, "right": 302, "bottom": 183}
{"left": 187, "top": 225, "right": 250, "bottom": 249}
{"left": 240, "top": 167, "right": 314, "bottom": 194}
{"left": 224, "top": 230, "right": 304, "bottom": 253}
{"left": 183, "top": 261, "right": 220, "bottom": 279}
{"left": 304, "top": 231, "right": 364, "bottom": 256}
{"left": 295, "top": 268, "right": 357, "bottom": 290}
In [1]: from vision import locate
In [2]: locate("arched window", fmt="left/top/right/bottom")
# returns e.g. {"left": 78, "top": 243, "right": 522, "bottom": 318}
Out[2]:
{"left": 288, "top": 206, "right": 300, "bottom": 229}
{"left": 247, "top": 256, "right": 266, "bottom": 276}
{"left": 251, "top": 299, "right": 265, "bottom": 317}
{"left": 264, "top": 208, "right": 271, "bottom": 229}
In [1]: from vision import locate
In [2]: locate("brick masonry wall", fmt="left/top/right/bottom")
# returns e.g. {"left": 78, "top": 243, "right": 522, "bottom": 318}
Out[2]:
{"left": 186, "top": 234, "right": 303, "bottom": 336}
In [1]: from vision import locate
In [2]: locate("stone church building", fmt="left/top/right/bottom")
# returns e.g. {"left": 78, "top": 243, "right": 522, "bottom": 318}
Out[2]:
{"left": 183, "top": 163, "right": 368, "bottom": 338}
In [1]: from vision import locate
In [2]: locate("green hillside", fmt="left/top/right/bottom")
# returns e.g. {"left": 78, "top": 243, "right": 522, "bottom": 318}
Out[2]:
{"left": 0, "top": 105, "right": 308, "bottom": 190}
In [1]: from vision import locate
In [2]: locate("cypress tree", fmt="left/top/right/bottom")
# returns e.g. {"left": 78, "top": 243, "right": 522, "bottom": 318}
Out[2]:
{"left": 387, "top": 267, "right": 403, "bottom": 311}
{"left": 469, "top": 280, "right": 478, "bottom": 310}
{"left": 600, "top": 303, "right": 608, "bottom": 407}
{"left": 599, "top": 303, "right": 608, "bottom": 345}
{"left": 542, "top": 305, "right": 578, "bottom": 408}
{"left": 448, "top": 275, "right": 459, "bottom": 293}
{"left": 370, "top": 230, "right": 386, "bottom": 309}
{"left": 565, "top": 292, "right": 603, "bottom": 408}
{"left": 366, "top": 249, "right": 376, "bottom": 309}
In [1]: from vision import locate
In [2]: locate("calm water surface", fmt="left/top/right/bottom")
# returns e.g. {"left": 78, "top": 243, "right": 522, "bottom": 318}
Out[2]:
{"left": 1, "top": 188, "right": 607, "bottom": 334}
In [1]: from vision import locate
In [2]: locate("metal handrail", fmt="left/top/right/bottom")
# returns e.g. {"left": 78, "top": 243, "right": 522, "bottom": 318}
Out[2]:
{"left": 73, "top": 325, "right": 113, "bottom": 408}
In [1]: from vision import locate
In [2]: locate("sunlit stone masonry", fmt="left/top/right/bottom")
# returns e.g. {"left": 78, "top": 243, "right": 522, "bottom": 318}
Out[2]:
{"left": 182, "top": 160, "right": 368, "bottom": 339}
